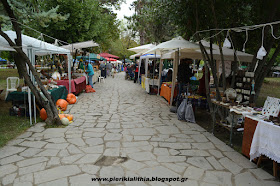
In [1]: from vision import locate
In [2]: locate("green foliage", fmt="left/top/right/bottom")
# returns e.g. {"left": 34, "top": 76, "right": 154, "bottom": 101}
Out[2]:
{"left": 36, "top": 0, "right": 120, "bottom": 50}
{"left": 1, "top": 0, "right": 122, "bottom": 51}
{"left": 268, "top": 47, "right": 280, "bottom": 66}
{"left": 109, "top": 35, "right": 139, "bottom": 59}
{"left": 126, "top": 0, "right": 280, "bottom": 52}
{"left": 0, "top": 0, "right": 69, "bottom": 36}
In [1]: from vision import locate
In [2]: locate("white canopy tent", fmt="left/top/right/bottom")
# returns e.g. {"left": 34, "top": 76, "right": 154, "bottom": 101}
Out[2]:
{"left": 129, "top": 52, "right": 142, "bottom": 60}
{"left": 144, "top": 36, "right": 200, "bottom": 54}
{"left": 128, "top": 43, "right": 156, "bottom": 54}
{"left": 60, "top": 40, "right": 99, "bottom": 53}
{"left": 0, "top": 30, "right": 72, "bottom": 126}
{"left": 144, "top": 36, "right": 201, "bottom": 104}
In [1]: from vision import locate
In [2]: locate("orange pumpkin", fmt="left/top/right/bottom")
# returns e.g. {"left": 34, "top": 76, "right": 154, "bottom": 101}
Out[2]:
{"left": 67, "top": 114, "right": 73, "bottom": 121}
{"left": 59, "top": 114, "right": 66, "bottom": 119}
{"left": 56, "top": 99, "right": 68, "bottom": 111}
{"left": 40, "top": 108, "right": 47, "bottom": 121}
{"left": 66, "top": 93, "right": 77, "bottom": 104}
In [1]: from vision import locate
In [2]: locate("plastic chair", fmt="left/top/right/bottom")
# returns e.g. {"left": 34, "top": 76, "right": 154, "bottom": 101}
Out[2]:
{"left": 5, "top": 77, "right": 19, "bottom": 99}
{"left": 98, "top": 76, "right": 105, "bottom": 83}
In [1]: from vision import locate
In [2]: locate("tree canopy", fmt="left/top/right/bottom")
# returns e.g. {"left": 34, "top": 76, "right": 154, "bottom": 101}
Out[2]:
{"left": 126, "top": 0, "right": 280, "bottom": 102}
{"left": 0, "top": 0, "right": 123, "bottom": 51}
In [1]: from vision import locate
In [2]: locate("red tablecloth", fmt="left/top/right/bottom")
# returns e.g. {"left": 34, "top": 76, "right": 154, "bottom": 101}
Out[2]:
{"left": 74, "top": 76, "right": 86, "bottom": 95}
{"left": 56, "top": 76, "right": 86, "bottom": 95}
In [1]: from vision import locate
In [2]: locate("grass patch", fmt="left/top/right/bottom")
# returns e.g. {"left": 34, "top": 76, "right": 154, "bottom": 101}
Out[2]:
{"left": 0, "top": 113, "right": 30, "bottom": 147}
{"left": 256, "top": 77, "right": 280, "bottom": 107}
{"left": 0, "top": 69, "right": 20, "bottom": 89}
{"left": 0, "top": 69, "right": 30, "bottom": 147}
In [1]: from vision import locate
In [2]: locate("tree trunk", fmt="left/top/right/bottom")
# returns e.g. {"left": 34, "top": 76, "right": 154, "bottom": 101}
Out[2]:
{"left": 231, "top": 52, "right": 238, "bottom": 88}
{"left": 209, "top": 36, "right": 222, "bottom": 101}
{"left": 0, "top": 0, "right": 62, "bottom": 125}
{"left": 254, "top": 43, "right": 280, "bottom": 102}
{"left": 210, "top": 0, "right": 226, "bottom": 92}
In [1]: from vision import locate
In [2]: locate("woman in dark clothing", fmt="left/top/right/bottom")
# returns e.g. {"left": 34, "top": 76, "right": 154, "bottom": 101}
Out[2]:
{"left": 177, "top": 58, "right": 192, "bottom": 95}
{"left": 198, "top": 67, "right": 210, "bottom": 97}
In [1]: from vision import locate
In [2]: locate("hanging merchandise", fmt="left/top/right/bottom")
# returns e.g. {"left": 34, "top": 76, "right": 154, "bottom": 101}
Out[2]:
{"left": 223, "top": 38, "right": 231, "bottom": 48}
{"left": 256, "top": 26, "right": 267, "bottom": 60}
{"left": 256, "top": 46, "right": 267, "bottom": 60}
{"left": 223, "top": 30, "right": 232, "bottom": 48}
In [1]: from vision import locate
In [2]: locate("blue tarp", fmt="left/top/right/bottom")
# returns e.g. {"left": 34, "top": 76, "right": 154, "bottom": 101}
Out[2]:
{"left": 0, "top": 57, "right": 7, "bottom": 62}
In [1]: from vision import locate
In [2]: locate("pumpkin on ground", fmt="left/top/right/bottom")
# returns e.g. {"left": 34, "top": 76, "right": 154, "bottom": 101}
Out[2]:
{"left": 61, "top": 117, "right": 69, "bottom": 125}
{"left": 56, "top": 99, "right": 68, "bottom": 111}
{"left": 66, "top": 93, "right": 77, "bottom": 104}
{"left": 66, "top": 114, "right": 73, "bottom": 121}
{"left": 59, "top": 114, "right": 66, "bottom": 119}
{"left": 40, "top": 108, "right": 47, "bottom": 121}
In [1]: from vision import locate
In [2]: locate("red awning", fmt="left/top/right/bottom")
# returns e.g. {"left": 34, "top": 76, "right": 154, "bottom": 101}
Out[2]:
{"left": 99, "top": 53, "right": 119, "bottom": 59}
{"left": 105, "top": 57, "right": 117, "bottom": 61}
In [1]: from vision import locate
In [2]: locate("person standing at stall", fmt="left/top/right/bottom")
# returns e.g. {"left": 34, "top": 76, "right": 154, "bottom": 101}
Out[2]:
{"left": 85, "top": 61, "right": 94, "bottom": 88}
{"left": 198, "top": 66, "right": 210, "bottom": 97}
{"left": 177, "top": 58, "right": 192, "bottom": 95}
{"left": 134, "top": 64, "right": 139, "bottom": 83}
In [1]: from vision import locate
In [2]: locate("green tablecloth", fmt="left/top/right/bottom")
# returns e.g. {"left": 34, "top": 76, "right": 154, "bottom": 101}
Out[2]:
{"left": 6, "top": 86, "right": 68, "bottom": 103}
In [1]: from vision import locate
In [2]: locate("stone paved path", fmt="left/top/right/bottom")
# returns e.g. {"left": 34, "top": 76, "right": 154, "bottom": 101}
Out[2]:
{"left": 0, "top": 72, "right": 279, "bottom": 186}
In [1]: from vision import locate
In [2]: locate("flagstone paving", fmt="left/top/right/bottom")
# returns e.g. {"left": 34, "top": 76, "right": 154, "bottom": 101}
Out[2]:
{"left": 0, "top": 72, "right": 279, "bottom": 186}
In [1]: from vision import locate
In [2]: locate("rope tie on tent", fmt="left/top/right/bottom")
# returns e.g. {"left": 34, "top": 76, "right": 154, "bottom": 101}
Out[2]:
{"left": 242, "top": 29, "right": 248, "bottom": 52}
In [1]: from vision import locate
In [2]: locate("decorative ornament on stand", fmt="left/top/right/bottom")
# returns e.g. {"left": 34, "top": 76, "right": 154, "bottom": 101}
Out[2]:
{"left": 223, "top": 30, "right": 232, "bottom": 48}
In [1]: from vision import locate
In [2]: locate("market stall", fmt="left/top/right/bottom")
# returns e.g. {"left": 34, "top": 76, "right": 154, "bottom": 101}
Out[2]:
{"left": 138, "top": 54, "right": 161, "bottom": 93}
{"left": 152, "top": 38, "right": 254, "bottom": 105}
{"left": 6, "top": 86, "right": 68, "bottom": 106}
{"left": 76, "top": 53, "right": 102, "bottom": 84}
{"left": 0, "top": 30, "right": 72, "bottom": 125}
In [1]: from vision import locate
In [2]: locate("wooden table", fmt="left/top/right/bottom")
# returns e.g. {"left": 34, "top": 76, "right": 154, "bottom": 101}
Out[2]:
{"left": 211, "top": 100, "right": 244, "bottom": 147}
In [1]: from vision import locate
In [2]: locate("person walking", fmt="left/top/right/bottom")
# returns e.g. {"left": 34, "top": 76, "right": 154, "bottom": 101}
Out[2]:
{"left": 85, "top": 61, "right": 94, "bottom": 88}
{"left": 106, "top": 62, "right": 112, "bottom": 77}
{"left": 100, "top": 61, "right": 106, "bottom": 78}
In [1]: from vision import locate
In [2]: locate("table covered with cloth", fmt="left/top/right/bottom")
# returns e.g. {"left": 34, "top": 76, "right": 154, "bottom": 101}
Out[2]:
{"left": 160, "top": 82, "right": 178, "bottom": 104}
{"left": 250, "top": 119, "right": 280, "bottom": 163}
{"left": 6, "top": 86, "right": 68, "bottom": 103}
{"left": 56, "top": 76, "right": 86, "bottom": 95}
{"left": 187, "top": 95, "right": 208, "bottom": 109}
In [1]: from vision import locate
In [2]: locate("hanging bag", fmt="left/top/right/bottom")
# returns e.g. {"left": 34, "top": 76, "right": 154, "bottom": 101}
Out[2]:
{"left": 185, "top": 103, "right": 195, "bottom": 123}
{"left": 177, "top": 98, "right": 188, "bottom": 120}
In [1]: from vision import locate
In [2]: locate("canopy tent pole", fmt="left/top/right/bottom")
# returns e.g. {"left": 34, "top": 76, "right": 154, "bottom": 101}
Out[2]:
{"left": 67, "top": 54, "right": 72, "bottom": 93}
{"left": 145, "top": 58, "right": 148, "bottom": 78}
{"left": 31, "top": 48, "right": 36, "bottom": 124}
{"left": 157, "top": 59, "right": 163, "bottom": 95}
{"left": 26, "top": 48, "right": 33, "bottom": 126}
{"left": 170, "top": 50, "right": 179, "bottom": 106}
{"left": 27, "top": 47, "right": 37, "bottom": 125}
{"left": 137, "top": 59, "right": 141, "bottom": 83}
